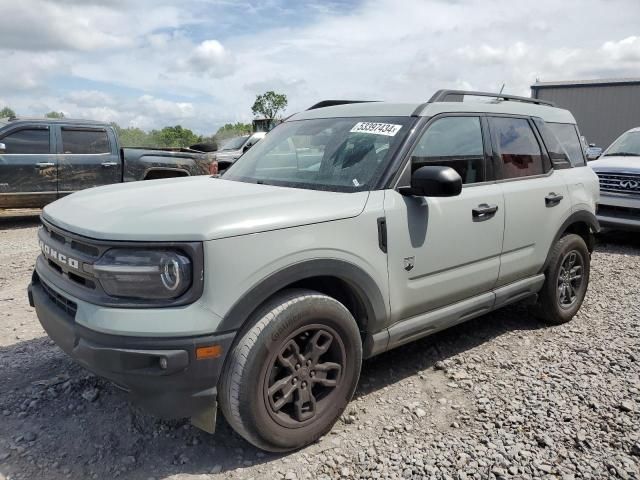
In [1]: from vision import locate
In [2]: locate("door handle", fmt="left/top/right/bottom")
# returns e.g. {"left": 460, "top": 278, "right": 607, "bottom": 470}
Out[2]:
{"left": 545, "top": 192, "right": 564, "bottom": 207}
{"left": 472, "top": 203, "right": 499, "bottom": 221}
{"left": 35, "top": 162, "right": 55, "bottom": 168}
{"left": 101, "top": 162, "right": 118, "bottom": 168}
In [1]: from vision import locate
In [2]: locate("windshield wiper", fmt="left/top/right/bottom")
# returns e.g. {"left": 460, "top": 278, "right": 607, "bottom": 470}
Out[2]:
{"left": 604, "top": 152, "right": 639, "bottom": 157}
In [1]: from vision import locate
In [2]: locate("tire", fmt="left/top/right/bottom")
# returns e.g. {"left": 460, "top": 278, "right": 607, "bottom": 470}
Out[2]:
{"left": 538, "top": 234, "right": 590, "bottom": 324}
{"left": 218, "top": 289, "right": 362, "bottom": 452}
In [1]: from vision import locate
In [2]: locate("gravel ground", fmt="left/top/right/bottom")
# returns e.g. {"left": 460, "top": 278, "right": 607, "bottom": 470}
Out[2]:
{"left": 0, "top": 212, "right": 638, "bottom": 480}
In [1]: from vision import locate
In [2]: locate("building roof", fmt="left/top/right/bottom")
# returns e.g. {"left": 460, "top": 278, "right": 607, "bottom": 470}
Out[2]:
{"left": 531, "top": 78, "right": 640, "bottom": 89}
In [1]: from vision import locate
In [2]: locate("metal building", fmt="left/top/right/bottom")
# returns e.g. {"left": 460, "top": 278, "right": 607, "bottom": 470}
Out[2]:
{"left": 531, "top": 78, "right": 640, "bottom": 149}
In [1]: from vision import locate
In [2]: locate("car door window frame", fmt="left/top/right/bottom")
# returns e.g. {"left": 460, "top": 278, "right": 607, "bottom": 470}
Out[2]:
{"left": 58, "top": 126, "right": 112, "bottom": 155}
{"left": 0, "top": 125, "right": 52, "bottom": 155}
{"left": 486, "top": 114, "right": 554, "bottom": 183}
{"left": 392, "top": 113, "right": 495, "bottom": 190}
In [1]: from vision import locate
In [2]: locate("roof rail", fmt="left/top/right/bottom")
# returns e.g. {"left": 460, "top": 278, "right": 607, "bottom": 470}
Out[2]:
{"left": 427, "top": 89, "right": 556, "bottom": 107}
{"left": 307, "top": 100, "right": 379, "bottom": 110}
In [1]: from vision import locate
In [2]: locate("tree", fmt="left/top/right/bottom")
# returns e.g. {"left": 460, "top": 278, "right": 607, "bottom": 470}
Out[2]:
{"left": 45, "top": 111, "right": 65, "bottom": 119}
{"left": 251, "top": 91, "right": 287, "bottom": 120}
{"left": 150, "top": 125, "right": 201, "bottom": 148}
{"left": 0, "top": 106, "right": 16, "bottom": 118}
{"left": 214, "top": 122, "right": 253, "bottom": 141}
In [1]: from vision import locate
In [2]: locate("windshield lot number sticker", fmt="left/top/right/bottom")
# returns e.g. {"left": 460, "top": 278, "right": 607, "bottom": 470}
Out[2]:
{"left": 350, "top": 122, "right": 402, "bottom": 136}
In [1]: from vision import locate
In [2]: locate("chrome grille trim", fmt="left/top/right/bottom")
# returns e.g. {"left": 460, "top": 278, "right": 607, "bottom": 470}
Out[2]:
{"left": 595, "top": 172, "right": 640, "bottom": 196}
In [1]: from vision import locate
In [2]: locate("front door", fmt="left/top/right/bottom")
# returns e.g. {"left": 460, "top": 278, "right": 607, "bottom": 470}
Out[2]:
{"left": 56, "top": 126, "right": 120, "bottom": 196}
{"left": 0, "top": 125, "right": 57, "bottom": 207}
{"left": 385, "top": 115, "right": 505, "bottom": 324}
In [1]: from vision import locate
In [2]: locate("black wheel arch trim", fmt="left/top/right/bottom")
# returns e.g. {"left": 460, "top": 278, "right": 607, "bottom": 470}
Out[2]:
{"left": 541, "top": 210, "right": 599, "bottom": 273}
{"left": 218, "top": 259, "right": 388, "bottom": 355}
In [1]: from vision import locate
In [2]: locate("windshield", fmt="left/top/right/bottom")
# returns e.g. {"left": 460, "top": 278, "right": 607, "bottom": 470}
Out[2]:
{"left": 221, "top": 135, "right": 250, "bottom": 151}
{"left": 223, "top": 116, "right": 415, "bottom": 192}
{"left": 605, "top": 131, "right": 640, "bottom": 157}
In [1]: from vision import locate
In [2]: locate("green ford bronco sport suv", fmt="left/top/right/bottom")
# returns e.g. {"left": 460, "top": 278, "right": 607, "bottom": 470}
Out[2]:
{"left": 29, "top": 90, "right": 600, "bottom": 452}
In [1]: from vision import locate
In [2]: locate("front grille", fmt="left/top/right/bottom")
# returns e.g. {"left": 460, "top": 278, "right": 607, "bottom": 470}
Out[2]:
{"left": 597, "top": 204, "right": 640, "bottom": 220}
{"left": 41, "top": 280, "right": 78, "bottom": 317}
{"left": 40, "top": 221, "right": 103, "bottom": 291}
{"left": 596, "top": 172, "right": 640, "bottom": 196}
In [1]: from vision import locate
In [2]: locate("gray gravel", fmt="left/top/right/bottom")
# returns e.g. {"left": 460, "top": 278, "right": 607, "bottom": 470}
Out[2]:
{"left": 0, "top": 213, "right": 638, "bottom": 480}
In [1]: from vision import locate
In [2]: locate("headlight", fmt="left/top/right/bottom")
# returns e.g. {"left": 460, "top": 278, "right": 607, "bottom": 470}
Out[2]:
{"left": 93, "top": 249, "right": 192, "bottom": 300}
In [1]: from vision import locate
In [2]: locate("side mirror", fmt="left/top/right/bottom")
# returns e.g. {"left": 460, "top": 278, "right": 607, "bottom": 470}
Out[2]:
{"left": 399, "top": 166, "right": 462, "bottom": 197}
{"left": 243, "top": 143, "right": 253, "bottom": 153}
{"left": 588, "top": 143, "right": 596, "bottom": 147}
{"left": 0, "top": 142, "right": 5, "bottom": 153}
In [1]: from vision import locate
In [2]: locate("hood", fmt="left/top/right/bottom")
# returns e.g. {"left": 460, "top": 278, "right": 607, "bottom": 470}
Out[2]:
{"left": 589, "top": 156, "right": 640, "bottom": 172}
{"left": 43, "top": 177, "right": 369, "bottom": 241}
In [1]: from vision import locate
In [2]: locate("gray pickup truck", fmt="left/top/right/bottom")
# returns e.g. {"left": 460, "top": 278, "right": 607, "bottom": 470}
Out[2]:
{"left": 0, "top": 117, "right": 211, "bottom": 209}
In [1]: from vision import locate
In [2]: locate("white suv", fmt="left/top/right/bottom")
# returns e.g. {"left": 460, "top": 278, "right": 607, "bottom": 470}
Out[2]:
{"left": 29, "top": 90, "right": 600, "bottom": 452}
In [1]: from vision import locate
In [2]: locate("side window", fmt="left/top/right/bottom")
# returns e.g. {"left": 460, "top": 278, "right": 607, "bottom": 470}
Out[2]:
{"left": 1, "top": 128, "right": 50, "bottom": 154}
{"left": 411, "top": 116, "right": 485, "bottom": 184}
{"left": 61, "top": 129, "right": 110, "bottom": 154}
{"left": 489, "top": 117, "right": 545, "bottom": 179}
{"left": 547, "top": 123, "right": 586, "bottom": 167}
{"left": 532, "top": 118, "right": 571, "bottom": 169}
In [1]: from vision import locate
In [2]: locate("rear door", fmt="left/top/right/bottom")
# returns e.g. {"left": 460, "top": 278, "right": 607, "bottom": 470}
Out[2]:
{"left": 488, "top": 116, "right": 571, "bottom": 286}
{"left": 56, "top": 126, "right": 120, "bottom": 196}
{"left": 0, "top": 125, "right": 57, "bottom": 207}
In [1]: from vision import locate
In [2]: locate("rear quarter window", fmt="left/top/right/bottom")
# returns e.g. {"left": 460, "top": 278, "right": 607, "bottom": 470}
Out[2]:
{"left": 547, "top": 123, "right": 586, "bottom": 167}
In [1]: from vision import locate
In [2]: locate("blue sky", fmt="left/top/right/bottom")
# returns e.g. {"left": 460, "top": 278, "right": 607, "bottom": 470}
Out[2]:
{"left": 1, "top": 0, "right": 639, "bottom": 135}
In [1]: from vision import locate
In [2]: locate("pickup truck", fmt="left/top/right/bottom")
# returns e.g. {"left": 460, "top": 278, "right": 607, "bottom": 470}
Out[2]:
{"left": 0, "top": 117, "right": 211, "bottom": 209}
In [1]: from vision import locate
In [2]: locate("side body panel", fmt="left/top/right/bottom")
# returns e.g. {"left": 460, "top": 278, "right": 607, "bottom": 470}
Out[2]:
{"left": 497, "top": 172, "right": 571, "bottom": 285}
{"left": 204, "top": 191, "right": 390, "bottom": 333}
{"left": 122, "top": 150, "right": 209, "bottom": 181}
{"left": 383, "top": 187, "right": 504, "bottom": 325}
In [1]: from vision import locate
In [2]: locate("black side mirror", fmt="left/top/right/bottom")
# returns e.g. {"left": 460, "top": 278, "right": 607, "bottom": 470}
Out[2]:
{"left": 398, "top": 166, "right": 462, "bottom": 197}
{"left": 243, "top": 143, "right": 254, "bottom": 153}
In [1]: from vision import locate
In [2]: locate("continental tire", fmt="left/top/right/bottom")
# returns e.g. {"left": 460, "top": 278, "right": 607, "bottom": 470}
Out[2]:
{"left": 538, "top": 234, "right": 590, "bottom": 325}
{"left": 218, "top": 289, "right": 362, "bottom": 452}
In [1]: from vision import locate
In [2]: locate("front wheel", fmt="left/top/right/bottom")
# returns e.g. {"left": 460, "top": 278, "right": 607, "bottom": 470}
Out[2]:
{"left": 538, "top": 234, "right": 590, "bottom": 324}
{"left": 218, "top": 289, "right": 362, "bottom": 452}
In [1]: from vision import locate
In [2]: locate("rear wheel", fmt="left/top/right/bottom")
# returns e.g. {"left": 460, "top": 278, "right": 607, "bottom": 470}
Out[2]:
{"left": 538, "top": 234, "right": 590, "bottom": 324}
{"left": 219, "top": 289, "right": 362, "bottom": 452}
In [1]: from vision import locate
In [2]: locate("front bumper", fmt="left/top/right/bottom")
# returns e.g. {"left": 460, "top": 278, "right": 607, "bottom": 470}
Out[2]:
{"left": 596, "top": 193, "right": 640, "bottom": 232}
{"left": 28, "top": 274, "right": 235, "bottom": 419}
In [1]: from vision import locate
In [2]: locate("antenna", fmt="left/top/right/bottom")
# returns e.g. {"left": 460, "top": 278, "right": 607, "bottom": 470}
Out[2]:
{"left": 498, "top": 83, "right": 505, "bottom": 95}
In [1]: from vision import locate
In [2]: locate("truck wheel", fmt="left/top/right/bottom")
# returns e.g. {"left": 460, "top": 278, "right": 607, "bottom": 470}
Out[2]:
{"left": 538, "top": 234, "right": 590, "bottom": 325}
{"left": 219, "top": 289, "right": 362, "bottom": 452}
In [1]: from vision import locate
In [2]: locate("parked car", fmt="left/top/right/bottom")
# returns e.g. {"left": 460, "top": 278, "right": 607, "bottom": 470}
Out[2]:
{"left": 586, "top": 143, "right": 603, "bottom": 160}
{"left": 0, "top": 117, "right": 211, "bottom": 209}
{"left": 212, "top": 131, "right": 266, "bottom": 171}
{"left": 29, "top": 90, "right": 599, "bottom": 452}
{"left": 589, "top": 126, "right": 640, "bottom": 231}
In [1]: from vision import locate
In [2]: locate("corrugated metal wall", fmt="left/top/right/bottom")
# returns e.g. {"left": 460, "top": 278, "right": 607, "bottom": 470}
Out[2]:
{"left": 531, "top": 84, "right": 640, "bottom": 149}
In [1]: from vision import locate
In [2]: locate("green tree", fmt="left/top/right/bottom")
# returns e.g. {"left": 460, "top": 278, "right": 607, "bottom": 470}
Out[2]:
{"left": 214, "top": 122, "right": 253, "bottom": 141}
{"left": 45, "top": 111, "right": 65, "bottom": 119}
{"left": 251, "top": 91, "right": 287, "bottom": 120}
{"left": 150, "top": 125, "right": 201, "bottom": 148}
{"left": 0, "top": 106, "right": 16, "bottom": 118}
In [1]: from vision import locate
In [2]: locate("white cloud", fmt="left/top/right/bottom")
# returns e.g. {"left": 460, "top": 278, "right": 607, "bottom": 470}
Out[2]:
{"left": 1, "top": 0, "right": 640, "bottom": 133}
{"left": 184, "top": 40, "right": 236, "bottom": 78}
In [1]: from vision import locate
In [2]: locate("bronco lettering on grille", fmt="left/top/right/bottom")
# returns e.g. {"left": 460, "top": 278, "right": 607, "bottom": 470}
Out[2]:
{"left": 39, "top": 240, "right": 80, "bottom": 270}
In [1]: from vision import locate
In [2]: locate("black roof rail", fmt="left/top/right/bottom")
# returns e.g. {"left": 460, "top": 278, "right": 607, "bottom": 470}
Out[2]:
{"left": 307, "top": 100, "right": 379, "bottom": 110}
{"left": 427, "top": 89, "right": 556, "bottom": 107}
